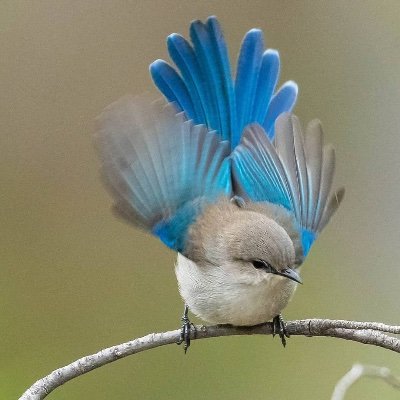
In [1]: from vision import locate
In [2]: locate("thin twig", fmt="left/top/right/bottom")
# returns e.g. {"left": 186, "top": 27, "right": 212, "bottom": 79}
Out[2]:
{"left": 331, "top": 363, "right": 400, "bottom": 400}
{"left": 19, "top": 319, "right": 400, "bottom": 400}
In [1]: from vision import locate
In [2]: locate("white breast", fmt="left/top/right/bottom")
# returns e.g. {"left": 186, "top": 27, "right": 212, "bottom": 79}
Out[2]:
{"left": 175, "top": 253, "right": 297, "bottom": 326}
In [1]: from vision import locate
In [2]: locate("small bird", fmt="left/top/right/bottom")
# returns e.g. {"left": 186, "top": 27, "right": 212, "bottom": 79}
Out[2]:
{"left": 95, "top": 16, "right": 344, "bottom": 351}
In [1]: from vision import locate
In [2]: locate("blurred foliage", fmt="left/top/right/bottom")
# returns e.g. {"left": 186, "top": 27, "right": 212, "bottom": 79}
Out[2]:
{"left": 1, "top": 1, "right": 400, "bottom": 399}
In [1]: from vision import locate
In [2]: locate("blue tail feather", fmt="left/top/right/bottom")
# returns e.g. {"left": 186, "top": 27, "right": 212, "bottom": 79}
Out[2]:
{"left": 207, "top": 17, "right": 237, "bottom": 143}
{"left": 190, "top": 19, "right": 231, "bottom": 140}
{"left": 167, "top": 34, "right": 206, "bottom": 123}
{"left": 234, "top": 29, "right": 264, "bottom": 147}
{"left": 251, "top": 49, "right": 280, "bottom": 124}
{"left": 263, "top": 81, "right": 298, "bottom": 138}
{"left": 149, "top": 60, "right": 195, "bottom": 119}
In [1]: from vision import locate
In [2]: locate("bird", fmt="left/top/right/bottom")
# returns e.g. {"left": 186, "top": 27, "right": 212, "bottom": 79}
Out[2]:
{"left": 94, "top": 16, "right": 344, "bottom": 351}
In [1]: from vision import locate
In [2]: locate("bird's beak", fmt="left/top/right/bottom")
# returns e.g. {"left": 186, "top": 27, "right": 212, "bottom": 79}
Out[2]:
{"left": 276, "top": 268, "right": 303, "bottom": 284}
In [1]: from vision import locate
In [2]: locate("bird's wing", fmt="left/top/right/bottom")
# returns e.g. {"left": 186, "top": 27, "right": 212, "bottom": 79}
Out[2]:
{"left": 95, "top": 95, "right": 231, "bottom": 252}
{"left": 232, "top": 113, "right": 344, "bottom": 256}
{"left": 150, "top": 16, "right": 297, "bottom": 148}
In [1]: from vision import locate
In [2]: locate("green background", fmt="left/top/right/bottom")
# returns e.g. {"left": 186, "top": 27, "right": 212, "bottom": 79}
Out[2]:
{"left": 2, "top": 1, "right": 400, "bottom": 399}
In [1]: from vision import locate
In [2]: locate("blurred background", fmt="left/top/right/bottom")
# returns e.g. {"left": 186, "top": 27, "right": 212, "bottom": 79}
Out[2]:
{"left": 1, "top": 1, "right": 400, "bottom": 399}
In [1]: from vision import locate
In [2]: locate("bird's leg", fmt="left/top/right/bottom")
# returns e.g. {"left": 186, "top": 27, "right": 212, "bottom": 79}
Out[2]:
{"left": 177, "top": 304, "right": 195, "bottom": 353}
{"left": 272, "top": 314, "right": 290, "bottom": 347}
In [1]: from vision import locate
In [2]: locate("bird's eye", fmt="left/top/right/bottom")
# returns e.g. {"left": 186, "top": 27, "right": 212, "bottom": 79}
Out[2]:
{"left": 251, "top": 260, "right": 274, "bottom": 272}
{"left": 252, "top": 260, "right": 265, "bottom": 269}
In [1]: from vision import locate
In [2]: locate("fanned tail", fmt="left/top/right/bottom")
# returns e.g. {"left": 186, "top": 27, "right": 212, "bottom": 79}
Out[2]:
{"left": 150, "top": 16, "right": 298, "bottom": 148}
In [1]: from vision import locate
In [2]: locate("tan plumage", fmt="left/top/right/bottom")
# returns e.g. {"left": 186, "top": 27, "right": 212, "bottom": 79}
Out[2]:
{"left": 177, "top": 198, "right": 300, "bottom": 326}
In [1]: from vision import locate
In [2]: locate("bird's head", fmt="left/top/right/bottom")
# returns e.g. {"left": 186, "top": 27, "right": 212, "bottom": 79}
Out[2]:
{"left": 188, "top": 200, "right": 302, "bottom": 286}
{"left": 221, "top": 210, "right": 301, "bottom": 285}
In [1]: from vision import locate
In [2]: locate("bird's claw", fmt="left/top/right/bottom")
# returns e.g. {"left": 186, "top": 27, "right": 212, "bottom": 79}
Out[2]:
{"left": 272, "top": 314, "right": 290, "bottom": 347}
{"left": 177, "top": 305, "right": 195, "bottom": 353}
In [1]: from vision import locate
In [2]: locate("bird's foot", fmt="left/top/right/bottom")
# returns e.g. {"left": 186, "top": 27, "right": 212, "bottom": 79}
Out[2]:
{"left": 272, "top": 314, "right": 290, "bottom": 347}
{"left": 177, "top": 305, "right": 196, "bottom": 353}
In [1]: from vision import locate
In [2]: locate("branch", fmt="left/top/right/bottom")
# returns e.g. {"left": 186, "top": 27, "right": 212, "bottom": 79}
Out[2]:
{"left": 331, "top": 363, "right": 400, "bottom": 400}
{"left": 20, "top": 318, "right": 400, "bottom": 400}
